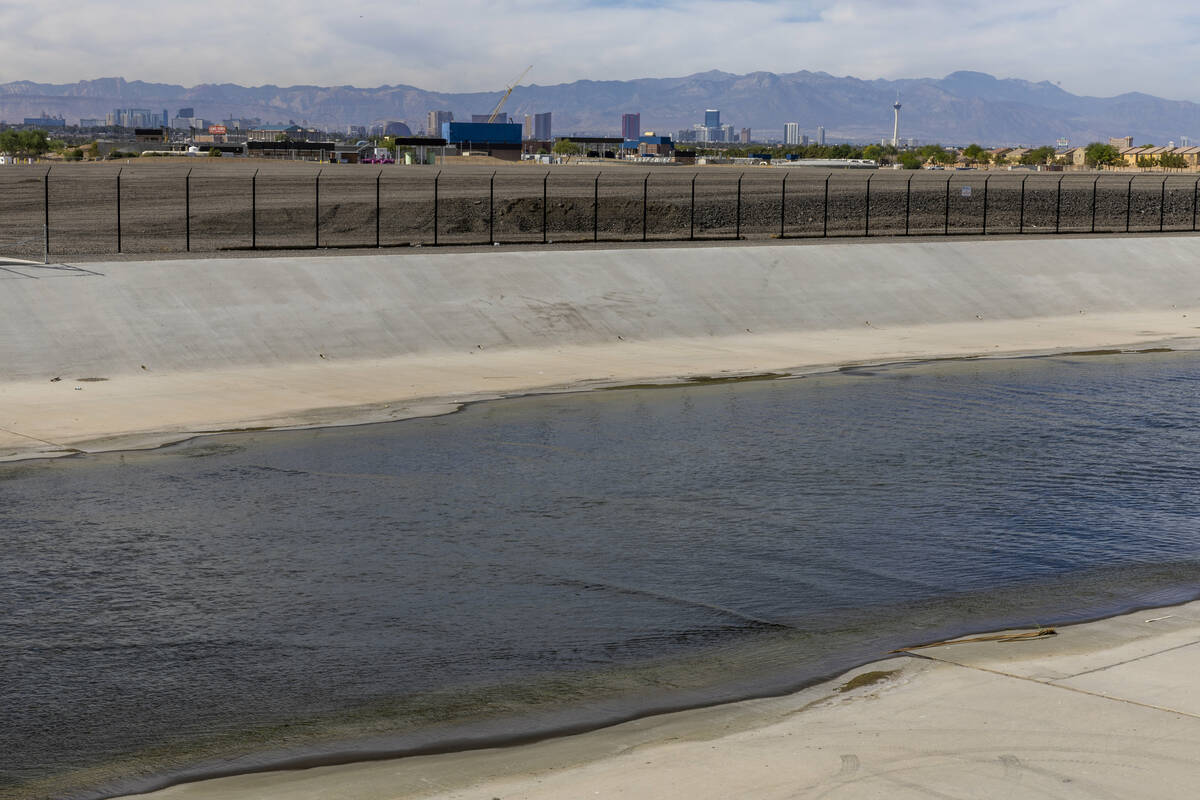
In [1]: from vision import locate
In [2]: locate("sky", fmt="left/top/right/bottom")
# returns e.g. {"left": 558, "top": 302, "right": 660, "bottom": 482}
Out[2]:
{"left": 4, "top": 0, "right": 1200, "bottom": 101}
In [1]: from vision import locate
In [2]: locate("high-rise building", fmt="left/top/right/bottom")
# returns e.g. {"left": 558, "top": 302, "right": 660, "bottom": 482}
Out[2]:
{"left": 739, "top": 128, "right": 751, "bottom": 144}
{"left": 427, "top": 110, "right": 453, "bottom": 136}
{"left": 784, "top": 122, "right": 800, "bottom": 145}
{"left": 817, "top": 126, "right": 825, "bottom": 145}
{"left": 704, "top": 109, "right": 720, "bottom": 128}
{"left": 109, "top": 108, "right": 155, "bottom": 128}
{"left": 532, "top": 111, "right": 551, "bottom": 140}
{"left": 621, "top": 113, "right": 640, "bottom": 140}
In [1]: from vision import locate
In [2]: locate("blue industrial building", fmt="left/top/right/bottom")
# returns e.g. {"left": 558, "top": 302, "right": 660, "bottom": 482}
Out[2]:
{"left": 441, "top": 121, "right": 522, "bottom": 145}
{"left": 23, "top": 116, "right": 66, "bottom": 128}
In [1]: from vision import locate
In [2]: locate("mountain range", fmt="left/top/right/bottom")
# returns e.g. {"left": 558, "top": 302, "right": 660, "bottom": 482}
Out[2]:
{"left": 4, "top": 71, "right": 1200, "bottom": 146}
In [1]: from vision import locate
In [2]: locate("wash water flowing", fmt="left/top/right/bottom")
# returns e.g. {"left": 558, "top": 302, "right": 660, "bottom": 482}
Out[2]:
{"left": 3, "top": 350, "right": 1200, "bottom": 799}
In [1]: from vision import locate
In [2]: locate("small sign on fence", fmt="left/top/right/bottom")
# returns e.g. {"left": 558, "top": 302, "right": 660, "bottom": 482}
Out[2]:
{"left": 961, "top": 186, "right": 972, "bottom": 198}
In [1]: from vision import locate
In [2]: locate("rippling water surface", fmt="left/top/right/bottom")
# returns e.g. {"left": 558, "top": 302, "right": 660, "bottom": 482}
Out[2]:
{"left": 3, "top": 351, "right": 1200, "bottom": 798}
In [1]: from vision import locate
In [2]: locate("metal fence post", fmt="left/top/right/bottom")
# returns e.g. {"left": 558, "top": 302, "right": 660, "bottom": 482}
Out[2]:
{"left": 864, "top": 172, "right": 873, "bottom": 236}
{"left": 251, "top": 169, "right": 258, "bottom": 249}
{"left": 735, "top": 173, "right": 743, "bottom": 239}
{"left": 376, "top": 170, "right": 382, "bottom": 248}
{"left": 1018, "top": 174, "right": 1028, "bottom": 234}
{"left": 489, "top": 170, "right": 496, "bottom": 244}
{"left": 1090, "top": 174, "right": 1100, "bottom": 233}
{"left": 823, "top": 173, "right": 831, "bottom": 237}
{"left": 690, "top": 173, "right": 697, "bottom": 240}
{"left": 904, "top": 173, "right": 913, "bottom": 235}
{"left": 314, "top": 169, "right": 322, "bottom": 248}
{"left": 642, "top": 173, "right": 649, "bottom": 242}
{"left": 185, "top": 168, "right": 192, "bottom": 252}
{"left": 1126, "top": 176, "right": 1133, "bottom": 232}
{"left": 433, "top": 170, "right": 440, "bottom": 246}
{"left": 116, "top": 167, "right": 122, "bottom": 253}
{"left": 779, "top": 172, "right": 788, "bottom": 239}
{"left": 1160, "top": 175, "right": 1167, "bottom": 232}
{"left": 1193, "top": 176, "right": 1199, "bottom": 231}
{"left": 593, "top": 172, "right": 600, "bottom": 242}
{"left": 43, "top": 166, "right": 50, "bottom": 259}
{"left": 981, "top": 174, "right": 991, "bottom": 234}
{"left": 543, "top": 170, "right": 549, "bottom": 244}
{"left": 1054, "top": 174, "right": 1064, "bottom": 233}
{"left": 944, "top": 174, "right": 951, "bottom": 234}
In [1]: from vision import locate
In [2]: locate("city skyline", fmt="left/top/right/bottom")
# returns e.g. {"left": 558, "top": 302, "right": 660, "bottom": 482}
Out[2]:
{"left": 8, "top": 68, "right": 1200, "bottom": 148}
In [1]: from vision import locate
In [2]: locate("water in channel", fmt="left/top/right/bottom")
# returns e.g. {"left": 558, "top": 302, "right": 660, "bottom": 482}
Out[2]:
{"left": 3, "top": 350, "right": 1200, "bottom": 799}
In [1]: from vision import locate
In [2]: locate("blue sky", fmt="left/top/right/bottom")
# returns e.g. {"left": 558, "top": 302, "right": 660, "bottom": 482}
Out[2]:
{"left": 3, "top": 0, "right": 1199, "bottom": 101}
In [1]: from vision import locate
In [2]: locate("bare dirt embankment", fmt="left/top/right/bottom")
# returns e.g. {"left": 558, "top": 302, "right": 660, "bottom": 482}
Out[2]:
{"left": 3, "top": 161, "right": 1196, "bottom": 260}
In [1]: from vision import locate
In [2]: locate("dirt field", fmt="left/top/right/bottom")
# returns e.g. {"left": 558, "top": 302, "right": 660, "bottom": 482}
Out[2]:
{"left": 2, "top": 160, "right": 1198, "bottom": 259}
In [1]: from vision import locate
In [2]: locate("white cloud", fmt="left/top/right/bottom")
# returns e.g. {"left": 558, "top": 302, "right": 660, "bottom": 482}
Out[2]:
{"left": 2, "top": 0, "right": 1199, "bottom": 102}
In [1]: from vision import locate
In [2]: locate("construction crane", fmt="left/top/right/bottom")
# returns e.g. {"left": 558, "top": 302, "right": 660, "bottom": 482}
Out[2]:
{"left": 487, "top": 65, "right": 532, "bottom": 123}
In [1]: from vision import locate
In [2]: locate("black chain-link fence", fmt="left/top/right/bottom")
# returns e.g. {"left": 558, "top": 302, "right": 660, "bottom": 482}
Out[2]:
{"left": 3, "top": 164, "right": 1199, "bottom": 260}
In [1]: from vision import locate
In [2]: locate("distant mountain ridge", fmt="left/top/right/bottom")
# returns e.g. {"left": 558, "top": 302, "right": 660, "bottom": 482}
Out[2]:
{"left": 4, "top": 71, "right": 1200, "bottom": 146}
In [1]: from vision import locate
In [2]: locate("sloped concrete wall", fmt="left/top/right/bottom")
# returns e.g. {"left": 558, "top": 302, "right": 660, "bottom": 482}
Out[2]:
{"left": 3, "top": 237, "right": 1199, "bottom": 382}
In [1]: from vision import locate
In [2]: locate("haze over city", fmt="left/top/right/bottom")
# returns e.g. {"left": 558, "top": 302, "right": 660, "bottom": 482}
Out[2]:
{"left": 4, "top": 0, "right": 1200, "bottom": 102}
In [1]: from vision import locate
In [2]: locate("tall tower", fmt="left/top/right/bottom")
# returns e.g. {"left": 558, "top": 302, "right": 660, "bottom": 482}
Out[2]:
{"left": 892, "top": 95, "right": 901, "bottom": 148}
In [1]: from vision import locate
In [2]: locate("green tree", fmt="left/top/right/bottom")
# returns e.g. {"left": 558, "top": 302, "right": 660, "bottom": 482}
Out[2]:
{"left": 1159, "top": 152, "right": 1187, "bottom": 170}
{"left": 208, "top": 147, "right": 222, "bottom": 158}
{"left": 1083, "top": 142, "right": 1121, "bottom": 167}
{"left": 861, "top": 144, "right": 883, "bottom": 162}
{"left": 915, "top": 144, "right": 955, "bottom": 165}
{"left": 1136, "top": 155, "right": 1158, "bottom": 169}
{"left": 962, "top": 143, "right": 987, "bottom": 164}
{"left": 1020, "top": 146, "right": 1056, "bottom": 166}
{"left": 552, "top": 139, "right": 582, "bottom": 156}
{"left": 898, "top": 152, "right": 923, "bottom": 169}
{"left": 85, "top": 141, "right": 100, "bottom": 160}
{"left": 0, "top": 128, "right": 52, "bottom": 159}
{"left": 65, "top": 147, "right": 84, "bottom": 162}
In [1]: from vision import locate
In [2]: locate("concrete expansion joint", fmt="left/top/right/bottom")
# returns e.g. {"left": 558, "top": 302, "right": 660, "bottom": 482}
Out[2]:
{"left": 0, "top": 425, "right": 70, "bottom": 450}
{"left": 1058, "top": 636, "right": 1200, "bottom": 680}
{"left": 910, "top": 649, "right": 1200, "bottom": 722}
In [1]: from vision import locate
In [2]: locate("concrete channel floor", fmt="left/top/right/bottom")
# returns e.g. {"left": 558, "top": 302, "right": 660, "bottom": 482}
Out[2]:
{"left": 121, "top": 601, "right": 1200, "bottom": 800}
